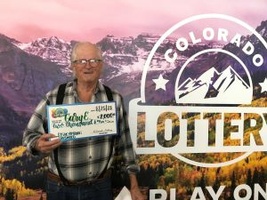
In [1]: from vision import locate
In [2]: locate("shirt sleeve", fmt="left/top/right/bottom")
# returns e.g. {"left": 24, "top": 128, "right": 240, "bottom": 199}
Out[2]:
{"left": 115, "top": 94, "right": 140, "bottom": 174}
{"left": 22, "top": 94, "right": 50, "bottom": 156}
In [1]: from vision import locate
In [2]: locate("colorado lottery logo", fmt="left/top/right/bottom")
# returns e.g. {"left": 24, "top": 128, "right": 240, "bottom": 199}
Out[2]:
{"left": 129, "top": 14, "right": 267, "bottom": 167}
{"left": 51, "top": 107, "right": 68, "bottom": 118}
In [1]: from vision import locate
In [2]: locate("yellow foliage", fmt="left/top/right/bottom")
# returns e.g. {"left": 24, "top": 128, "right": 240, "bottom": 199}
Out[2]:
{"left": 0, "top": 177, "right": 36, "bottom": 197}
{"left": 0, "top": 146, "right": 26, "bottom": 163}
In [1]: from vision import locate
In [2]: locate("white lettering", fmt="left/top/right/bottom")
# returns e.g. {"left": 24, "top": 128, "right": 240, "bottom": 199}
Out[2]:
{"left": 234, "top": 184, "right": 252, "bottom": 200}
{"left": 242, "top": 41, "right": 264, "bottom": 67}
{"left": 191, "top": 187, "right": 206, "bottom": 200}
{"left": 189, "top": 31, "right": 201, "bottom": 44}
{"left": 170, "top": 188, "right": 176, "bottom": 200}
{"left": 230, "top": 33, "right": 242, "bottom": 47}
{"left": 164, "top": 28, "right": 264, "bottom": 67}
{"left": 217, "top": 28, "right": 228, "bottom": 42}
{"left": 254, "top": 183, "right": 267, "bottom": 199}
{"left": 176, "top": 37, "right": 188, "bottom": 51}
{"left": 137, "top": 109, "right": 266, "bottom": 153}
{"left": 203, "top": 27, "right": 215, "bottom": 40}
{"left": 252, "top": 54, "right": 264, "bottom": 67}
{"left": 242, "top": 41, "right": 254, "bottom": 55}
{"left": 149, "top": 189, "right": 167, "bottom": 200}
{"left": 206, "top": 186, "right": 225, "bottom": 199}
{"left": 149, "top": 184, "right": 267, "bottom": 200}
{"left": 164, "top": 49, "right": 177, "bottom": 63}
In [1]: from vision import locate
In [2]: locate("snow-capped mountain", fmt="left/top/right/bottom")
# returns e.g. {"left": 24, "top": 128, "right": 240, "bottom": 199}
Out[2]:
{"left": 0, "top": 19, "right": 266, "bottom": 107}
{"left": 0, "top": 18, "right": 265, "bottom": 152}
{"left": 176, "top": 66, "right": 252, "bottom": 104}
{"left": 15, "top": 36, "right": 73, "bottom": 76}
{"left": 17, "top": 36, "right": 71, "bottom": 64}
{"left": 1, "top": 17, "right": 265, "bottom": 109}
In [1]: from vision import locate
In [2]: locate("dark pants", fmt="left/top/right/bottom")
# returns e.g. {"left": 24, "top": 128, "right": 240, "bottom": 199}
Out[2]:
{"left": 46, "top": 177, "right": 113, "bottom": 200}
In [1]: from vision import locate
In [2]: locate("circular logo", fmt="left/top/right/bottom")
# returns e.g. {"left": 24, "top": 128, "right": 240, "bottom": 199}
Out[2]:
{"left": 130, "top": 14, "right": 267, "bottom": 167}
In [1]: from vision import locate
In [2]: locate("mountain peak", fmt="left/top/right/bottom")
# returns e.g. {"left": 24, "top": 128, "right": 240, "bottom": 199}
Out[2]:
{"left": 176, "top": 66, "right": 252, "bottom": 104}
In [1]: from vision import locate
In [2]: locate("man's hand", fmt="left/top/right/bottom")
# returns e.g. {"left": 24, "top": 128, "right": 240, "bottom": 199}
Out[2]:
{"left": 34, "top": 133, "right": 61, "bottom": 154}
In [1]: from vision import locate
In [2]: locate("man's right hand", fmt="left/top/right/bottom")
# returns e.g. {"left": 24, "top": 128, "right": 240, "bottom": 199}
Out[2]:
{"left": 34, "top": 133, "right": 62, "bottom": 154}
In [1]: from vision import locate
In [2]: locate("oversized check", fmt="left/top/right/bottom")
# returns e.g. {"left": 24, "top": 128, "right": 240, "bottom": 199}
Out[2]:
{"left": 46, "top": 101, "right": 117, "bottom": 141}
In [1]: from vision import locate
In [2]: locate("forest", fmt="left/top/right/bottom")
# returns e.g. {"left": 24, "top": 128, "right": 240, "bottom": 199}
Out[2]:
{"left": 0, "top": 98, "right": 267, "bottom": 199}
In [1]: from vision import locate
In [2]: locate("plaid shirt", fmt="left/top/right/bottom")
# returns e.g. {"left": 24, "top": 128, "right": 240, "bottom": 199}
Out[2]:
{"left": 23, "top": 80, "right": 139, "bottom": 182}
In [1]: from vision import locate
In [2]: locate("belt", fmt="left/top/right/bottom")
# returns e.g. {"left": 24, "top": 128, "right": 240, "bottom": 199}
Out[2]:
{"left": 47, "top": 169, "right": 111, "bottom": 186}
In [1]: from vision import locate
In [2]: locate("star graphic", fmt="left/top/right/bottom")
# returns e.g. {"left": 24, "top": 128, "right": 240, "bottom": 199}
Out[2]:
{"left": 259, "top": 78, "right": 267, "bottom": 93}
{"left": 152, "top": 74, "right": 169, "bottom": 91}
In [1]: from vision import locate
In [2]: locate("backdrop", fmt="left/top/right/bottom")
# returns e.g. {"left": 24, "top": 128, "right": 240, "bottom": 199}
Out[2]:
{"left": 0, "top": 0, "right": 266, "bottom": 199}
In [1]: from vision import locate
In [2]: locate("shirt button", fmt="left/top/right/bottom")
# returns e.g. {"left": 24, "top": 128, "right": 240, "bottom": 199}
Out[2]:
{"left": 89, "top": 155, "right": 92, "bottom": 159}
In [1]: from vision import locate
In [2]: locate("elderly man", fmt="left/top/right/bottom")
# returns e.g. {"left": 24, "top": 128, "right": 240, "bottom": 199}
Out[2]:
{"left": 23, "top": 41, "right": 144, "bottom": 200}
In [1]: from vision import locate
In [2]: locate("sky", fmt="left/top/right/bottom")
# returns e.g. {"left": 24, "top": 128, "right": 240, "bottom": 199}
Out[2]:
{"left": 0, "top": 0, "right": 266, "bottom": 43}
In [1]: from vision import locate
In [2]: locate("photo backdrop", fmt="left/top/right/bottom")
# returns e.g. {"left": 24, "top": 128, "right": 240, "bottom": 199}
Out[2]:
{"left": 0, "top": 0, "right": 266, "bottom": 199}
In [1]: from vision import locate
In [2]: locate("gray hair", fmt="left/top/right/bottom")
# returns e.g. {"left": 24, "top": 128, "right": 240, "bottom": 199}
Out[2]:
{"left": 70, "top": 41, "right": 102, "bottom": 62}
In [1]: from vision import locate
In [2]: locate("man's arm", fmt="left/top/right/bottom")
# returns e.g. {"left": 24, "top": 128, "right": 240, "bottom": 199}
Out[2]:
{"left": 129, "top": 173, "right": 145, "bottom": 200}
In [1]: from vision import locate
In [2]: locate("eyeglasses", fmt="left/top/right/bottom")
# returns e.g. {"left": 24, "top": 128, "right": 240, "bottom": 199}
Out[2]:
{"left": 72, "top": 59, "right": 102, "bottom": 67}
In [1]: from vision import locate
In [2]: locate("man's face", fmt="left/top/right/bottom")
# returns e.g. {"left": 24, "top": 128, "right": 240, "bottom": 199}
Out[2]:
{"left": 72, "top": 44, "right": 103, "bottom": 85}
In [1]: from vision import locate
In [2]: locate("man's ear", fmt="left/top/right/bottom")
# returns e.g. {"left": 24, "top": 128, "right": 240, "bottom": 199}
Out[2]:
{"left": 71, "top": 64, "right": 76, "bottom": 77}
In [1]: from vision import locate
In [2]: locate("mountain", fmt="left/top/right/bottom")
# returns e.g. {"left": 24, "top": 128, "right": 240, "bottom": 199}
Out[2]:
{"left": 142, "top": 20, "right": 267, "bottom": 105}
{"left": 16, "top": 36, "right": 74, "bottom": 76}
{"left": 0, "top": 35, "right": 70, "bottom": 149}
{"left": 0, "top": 94, "right": 27, "bottom": 150}
{"left": 176, "top": 66, "right": 251, "bottom": 104}
{"left": 0, "top": 38, "right": 69, "bottom": 110}
{"left": 0, "top": 19, "right": 266, "bottom": 149}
